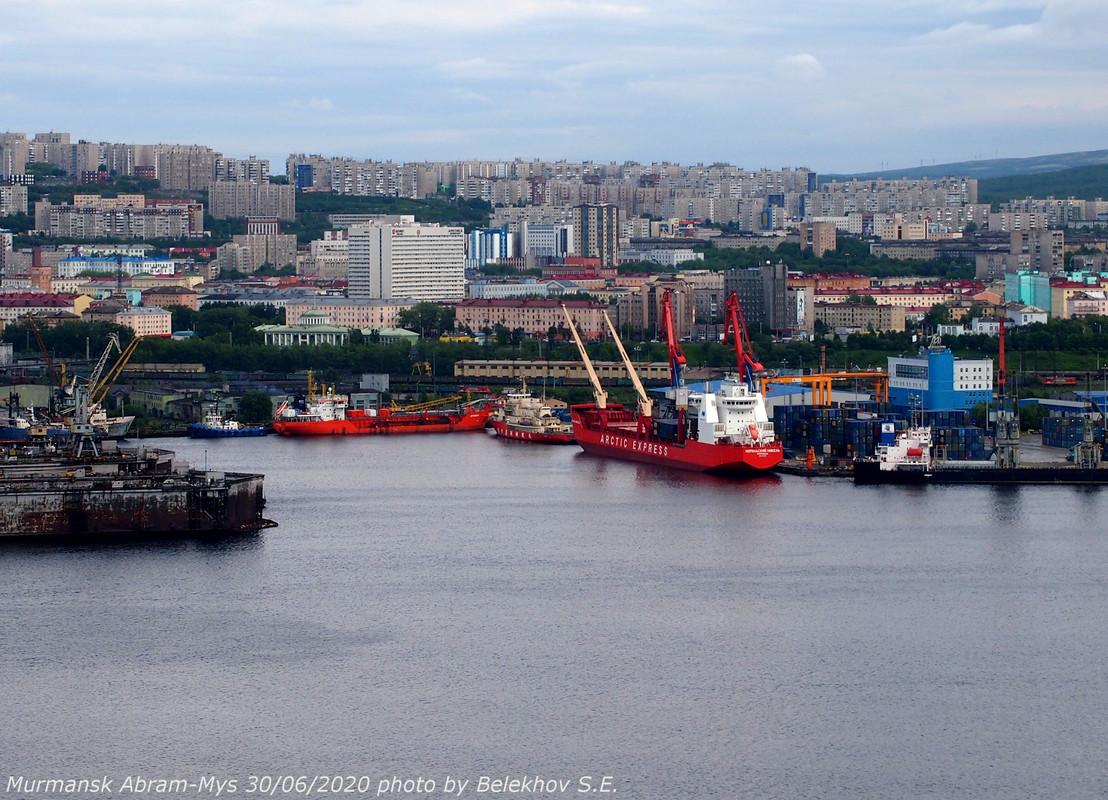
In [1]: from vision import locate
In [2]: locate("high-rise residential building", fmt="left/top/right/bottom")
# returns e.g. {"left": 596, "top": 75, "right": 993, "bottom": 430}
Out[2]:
{"left": 154, "top": 144, "right": 218, "bottom": 191}
{"left": 215, "top": 157, "right": 270, "bottom": 184}
{"left": 217, "top": 217, "right": 297, "bottom": 273}
{"left": 348, "top": 221, "right": 465, "bottom": 301}
{"left": 797, "top": 221, "right": 837, "bottom": 257}
{"left": 209, "top": 181, "right": 295, "bottom": 221}
{"left": 725, "top": 262, "right": 790, "bottom": 334}
{"left": 0, "top": 185, "right": 27, "bottom": 216}
{"left": 0, "top": 133, "right": 30, "bottom": 178}
{"left": 30, "top": 132, "right": 72, "bottom": 173}
{"left": 572, "top": 203, "right": 619, "bottom": 268}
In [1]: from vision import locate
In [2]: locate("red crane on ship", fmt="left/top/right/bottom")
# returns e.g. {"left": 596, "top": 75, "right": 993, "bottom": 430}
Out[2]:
{"left": 660, "top": 289, "right": 689, "bottom": 442}
{"left": 723, "top": 291, "right": 765, "bottom": 389}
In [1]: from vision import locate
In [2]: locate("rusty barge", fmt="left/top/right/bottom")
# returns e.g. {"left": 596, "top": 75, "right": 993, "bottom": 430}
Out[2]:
{"left": 0, "top": 440, "right": 275, "bottom": 539}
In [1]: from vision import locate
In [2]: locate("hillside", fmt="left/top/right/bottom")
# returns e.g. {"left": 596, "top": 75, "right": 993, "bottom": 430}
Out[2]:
{"left": 823, "top": 149, "right": 1108, "bottom": 182}
{"left": 977, "top": 163, "right": 1108, "bottom": 206}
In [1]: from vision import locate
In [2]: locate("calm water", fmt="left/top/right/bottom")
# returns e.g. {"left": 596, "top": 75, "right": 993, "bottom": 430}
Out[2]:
{"left": 2, "top": 432, "right": 1108, "bottom": 799}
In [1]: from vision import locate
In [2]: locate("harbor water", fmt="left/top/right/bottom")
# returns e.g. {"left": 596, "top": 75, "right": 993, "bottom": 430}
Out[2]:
{"left": 2, "top": 432, "right": 1108, "bottom": 799}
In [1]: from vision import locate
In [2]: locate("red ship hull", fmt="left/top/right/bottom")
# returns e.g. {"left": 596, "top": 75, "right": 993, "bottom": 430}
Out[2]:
{"left": 273, "top": 405, "right": 491, "bottom": 436}
{"left": 490, "top": 419, "right": 576, "bottom": 444}
{"left": 570, "top": 404, "right": 783, "bottom": 473}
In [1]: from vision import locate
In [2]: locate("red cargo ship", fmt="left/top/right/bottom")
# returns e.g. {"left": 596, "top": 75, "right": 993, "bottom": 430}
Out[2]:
{"left": 273, "top": 378, "right": 491, "bottom": 436}
{"left": 561, "top": 290, "right": 783, "bottom": 474}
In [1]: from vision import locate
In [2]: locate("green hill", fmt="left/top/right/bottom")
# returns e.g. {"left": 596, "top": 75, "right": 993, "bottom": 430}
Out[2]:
{"left": 823, "top": 149, "right": 1108, "bottom": 182}
{"left": 977, "top": 164, "right": 1108, "bottom": 206}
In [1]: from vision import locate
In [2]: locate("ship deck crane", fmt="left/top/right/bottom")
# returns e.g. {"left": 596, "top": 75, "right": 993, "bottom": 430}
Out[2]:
{"left": 561, "top": 304, "right": 607, "bottom": 409}
{"left": 603, "top": 309, "right": 653, "bottom": 421}
{"left": 722, "top": 292, "right": 763, "bottom": 390}
{"left": 660, "top": 289, "right": 687, "bottom": 390}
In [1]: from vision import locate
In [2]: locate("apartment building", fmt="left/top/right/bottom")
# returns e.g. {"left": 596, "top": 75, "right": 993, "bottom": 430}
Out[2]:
{"left": 37, "top": 196, "right": 204, "bottom": 239}
{"left": 815, "top": 302, "right": 907, "bottom": 333}
{"left": 217, "top": 217, "right": 297, "bottom": 274}
{"left": 209, "top": 181, "right": 295, "bottom": 221}
{"left": 0, "top": 185, "right": 27, "bottom": 216}
{"left": 572, "top": 203, "right": 619, "bottom": 268}
{"left": 453, "top": 298, "right": 609, "bottom": 340}
{"left": 296, "top": 230, "right": 349, "bottom": 282}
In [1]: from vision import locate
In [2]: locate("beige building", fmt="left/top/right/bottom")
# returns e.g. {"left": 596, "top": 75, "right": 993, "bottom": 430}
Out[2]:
{"left": 453, "top": 298, "right": 609, "bottom": 340}
{"left": 108, "top": 306, "right": 173, "bottom": 337}
{"left": 815, "top": 302, "right": 907, "bottom": 332}
{"left": 283, "top": 298, "right": 413, "bottom": 328}
{"left": 142, "top": 285, "right": 199, "bottom": 311}
{"left": 796, "top": 221, "right": 837, "bottom": 256}
{"left": 297, "top": 230, "right": 349, "bottom": 281}
{"left": 0, "top": 185, "right": 28, "bottom": 216}
{"left": 209, "top": 181, "right": 295, "bottom": 221}
{"left": 217, "top": 217, "right": 297, "bottom": 274}
{"left": 154, "top": 144, "right": 218, "bottom": 191}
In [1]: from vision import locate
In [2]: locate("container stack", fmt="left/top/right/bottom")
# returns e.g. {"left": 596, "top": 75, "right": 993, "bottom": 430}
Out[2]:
{"left": 1042, "top": 415, "right": 1088, "bottom": 449}
{"left": 773, "top": 404, "right": 993, "bottom": 460}
{"left": 934, "top": 427, "right": 994, "bottom": 461}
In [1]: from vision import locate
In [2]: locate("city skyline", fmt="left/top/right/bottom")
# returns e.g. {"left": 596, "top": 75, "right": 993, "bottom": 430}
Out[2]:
{"left": 3, "top": 1, "right": 1105, "bottom": 174}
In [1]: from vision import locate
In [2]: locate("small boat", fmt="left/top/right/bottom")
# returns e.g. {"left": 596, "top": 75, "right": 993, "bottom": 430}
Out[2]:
{"left": 188, "top": 407, "right": 269, "bottom": 438}
{"left": 490, "top": 383, "right": 575, "bottom": 444}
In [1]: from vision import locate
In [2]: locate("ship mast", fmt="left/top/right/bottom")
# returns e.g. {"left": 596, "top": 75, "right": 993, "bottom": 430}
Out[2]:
{"left": 561, "top": 305, "right": 607, "bottom": 409}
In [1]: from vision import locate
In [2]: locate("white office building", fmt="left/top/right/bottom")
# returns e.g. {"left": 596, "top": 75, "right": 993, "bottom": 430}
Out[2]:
{"left": 348, "top": 221, "right": 465, "bottom": 301}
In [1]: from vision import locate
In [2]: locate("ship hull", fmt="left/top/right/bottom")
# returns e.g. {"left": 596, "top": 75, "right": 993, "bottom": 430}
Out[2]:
{"left": 490, "top": 419, "right": 575, "bottom": 444}
{"left": 571, "top": 405, "right": 783, "bottom": 473}
{"left": 188, "top": 424, "right": 269, "bottom": 438}
{"left": 0, "top": 468, "right": 273, "bottom": 538}
{"left": 273, "top": 407, "right": 491, "bottom": 436}
{"left": 853, "top": 459, "right": 1108, "bottom": 485}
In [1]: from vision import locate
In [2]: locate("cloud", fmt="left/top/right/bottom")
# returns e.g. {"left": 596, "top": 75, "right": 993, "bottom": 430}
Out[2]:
{"left": 777, "top": 53, "right": 826, "bottom": 81}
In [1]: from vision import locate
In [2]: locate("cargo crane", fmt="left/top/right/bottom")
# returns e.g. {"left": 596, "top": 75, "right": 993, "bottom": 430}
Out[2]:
{"left": 91, "top": 334, "right": 144, "bottom": 408}
{"left": 660, "top": 289, "right": 687, "bottom": 389}
{"left": 722, "top": 291, "right": 764, "bottom": 390}
{"left": 22, "top": 315, "right": 65, "bottom": 394}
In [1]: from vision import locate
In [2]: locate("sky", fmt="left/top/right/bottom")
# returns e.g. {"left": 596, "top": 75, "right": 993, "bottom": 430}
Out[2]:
{"left": 2, "top": 0, "right": 1106, "bottom": 174}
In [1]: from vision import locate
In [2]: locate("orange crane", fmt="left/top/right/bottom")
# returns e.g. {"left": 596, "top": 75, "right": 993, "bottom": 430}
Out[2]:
{"left": 765, "top": 372, "right": 889, "bottom": 407}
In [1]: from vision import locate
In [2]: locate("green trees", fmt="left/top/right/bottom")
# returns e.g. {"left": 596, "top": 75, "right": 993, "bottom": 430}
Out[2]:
{"left": 396, "top": 303, "right": 455, "bottom": 337}
{"left": 237, "top": 391, "right": 274, "bottom": 424}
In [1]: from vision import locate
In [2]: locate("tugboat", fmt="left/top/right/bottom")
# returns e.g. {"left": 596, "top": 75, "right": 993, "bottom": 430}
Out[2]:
{"left": 188, "top": 406, "right": 269, "bottom": 438}
{"left": 561, "top": 290, "right": 783, "bottom": 474}
{"left": 490, "top": 382, "right": 575, "bottom": 444}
